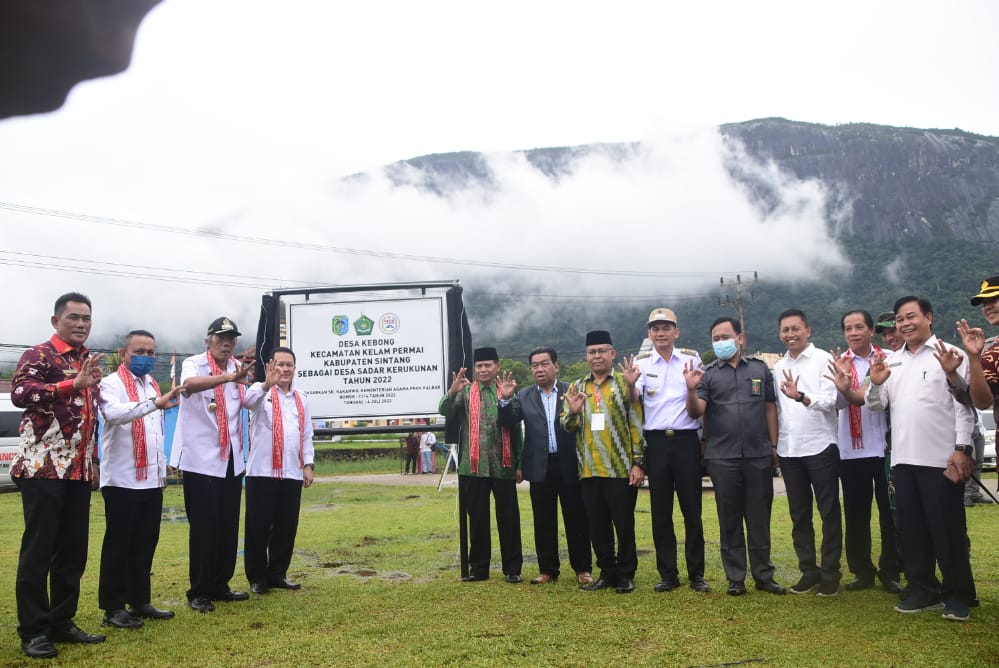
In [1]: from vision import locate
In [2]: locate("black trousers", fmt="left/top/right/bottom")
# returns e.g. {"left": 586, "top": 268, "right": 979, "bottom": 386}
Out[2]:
{"left": 894, "top": 464, "right": 975, "bottom": 604}
{"left": 15, "top": 478, "right": 92, "bottom": 639}
{"left": 99, "top": 486, "right": 164, "bottom": 611}
{"left": 706, "top": 456, "right": 776, "bottom": 585}
{"left": 182, "top": 459, "right": 243, "bottom": 600}
{"left": 780, "top": 443, "right": 843, "bottom": 584}
{"left": 840, "top": 456, "right": 899, "bottom": 582}
{"left": 529, "top": 455, "right": 591, "bottom": 577}
{"left": 459, "top": 475, "right": 523, "bottom": 578}
{"left": 644, "top": 429, "right": 705, "bottom": 581}
{"left": 405, "top": 452, "right": 418, "bottom": 474}
{"left": 244, "top": 476, "right": 303, "bottom": 585}
{"left": 579, "top": 477, "right": 638, "bottom": 582}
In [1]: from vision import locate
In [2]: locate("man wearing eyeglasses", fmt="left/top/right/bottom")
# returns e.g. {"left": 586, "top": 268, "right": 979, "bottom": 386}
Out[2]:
{"left": 499, "top": 347, "right": 593, "bottom": 586}
{"left": 562, "top": 331, "right": 645, "bottom": 594}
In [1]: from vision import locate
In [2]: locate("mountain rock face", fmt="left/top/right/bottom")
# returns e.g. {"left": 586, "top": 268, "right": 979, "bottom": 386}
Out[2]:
{"left": 373, "top": 118, "right": 999, "bottom": 244}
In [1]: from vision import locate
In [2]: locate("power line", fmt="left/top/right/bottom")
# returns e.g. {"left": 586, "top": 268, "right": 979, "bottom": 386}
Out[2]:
{"left": 0, "top": 200, "right": 757, "bottom": 279}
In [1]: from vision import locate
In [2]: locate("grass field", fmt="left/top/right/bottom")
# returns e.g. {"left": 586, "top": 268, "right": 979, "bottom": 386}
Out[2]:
{"left": 0, "top": 474, "right": 997, "bottom": 667}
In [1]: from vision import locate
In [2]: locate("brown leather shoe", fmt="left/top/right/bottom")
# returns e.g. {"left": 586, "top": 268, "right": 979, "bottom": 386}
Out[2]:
{"left": 576, "top": 572, "right": 594, "bottom": 585}
{"left": 530, "top": 573, "right": 557, "bottom": 584}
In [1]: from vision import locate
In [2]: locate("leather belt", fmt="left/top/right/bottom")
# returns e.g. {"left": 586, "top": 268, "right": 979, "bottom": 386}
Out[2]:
{"left": 646, "top": 428, "right": 698, "bottom": 438}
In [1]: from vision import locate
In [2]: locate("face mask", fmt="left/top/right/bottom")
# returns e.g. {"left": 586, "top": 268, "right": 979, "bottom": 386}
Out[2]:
{"left": 712, "top": 339, "right": 738, "bottom": 360}
{"left": 128, "top": 354, "right": 155, "bottom": 377}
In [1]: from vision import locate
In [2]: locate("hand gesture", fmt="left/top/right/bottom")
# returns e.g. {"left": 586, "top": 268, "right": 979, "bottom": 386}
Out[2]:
{"left": 262, "top": 358, "right": 282, "bottom": 389}
{"left": 629, "top": 464, "right": 645, "bottom": 487}
{"left": 617, "top": 355, "right": 641, "bottom": 386}
{"left": 73, "top": 353, "right": 105, "bottom": 391}
{"left": 682, "top": 359, "right": 704, "bottom": 391}
{"left": 956, "top": 319, "right": 986, "bottom": 357}
{"left": 933, "top": 339, "right": 963, "bottom": 376}
{"left": 564, "top": 383, "right": 586, "bottom": 415}
{"left": 154, "top": 386, "right": 183, "bottom": 410}
{"left": 497, "top": 371, "right": 517, "bottom": 400}
{"left": 229, "top": 359, "right": 255, "bottom": 385}
{"left": 824, "top": 358, "right": 853, "bottom": 394}
{"left": 779, "top": 369, "right": 800, "bottom": 400}
{"left": 869, "top": 350, "right": 891, "bottom": 386}
{"left": 448, "top": 368, "right": 470, "bottom": 396}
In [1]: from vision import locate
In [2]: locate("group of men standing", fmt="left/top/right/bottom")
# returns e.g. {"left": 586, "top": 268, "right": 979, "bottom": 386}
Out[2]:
{"left": 10, "top": 294, "right": 315, "bottom": 659}
{"left": 440, "top": 278, "right": 999, "bottom": 626}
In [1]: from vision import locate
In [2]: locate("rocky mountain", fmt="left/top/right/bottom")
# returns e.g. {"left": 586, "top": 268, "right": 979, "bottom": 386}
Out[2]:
{"left": 371, "top": 118, "right": 999, "bottom": 245}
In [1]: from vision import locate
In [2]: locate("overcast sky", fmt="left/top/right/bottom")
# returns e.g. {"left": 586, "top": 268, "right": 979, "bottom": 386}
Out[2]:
{"left": 1, "top": 0, "right": 996, "bottom": 363}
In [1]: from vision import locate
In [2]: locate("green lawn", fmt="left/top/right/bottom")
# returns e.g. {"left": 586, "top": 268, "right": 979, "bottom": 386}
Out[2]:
{"left": 0, "top": 478, "right": 997, "bottom": 667}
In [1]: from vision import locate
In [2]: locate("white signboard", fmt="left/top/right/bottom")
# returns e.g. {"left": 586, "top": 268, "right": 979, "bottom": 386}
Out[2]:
{"left": 288, "top": 297, "right": 447, "bottom": 419}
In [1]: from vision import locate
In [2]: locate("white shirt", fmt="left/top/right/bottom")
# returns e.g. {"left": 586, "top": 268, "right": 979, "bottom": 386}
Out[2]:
{"left": 419, "top": 431, "right": 436, "bottom": 453}
{"left": 245, "top": 382, "right": 315, "bottom": 480}
{"left": 169, "top": 351, "right": 247, "bottom": 477}
{"left": 866, "top": 335, "right": 975, "bottom": 468}
{"left": 774, "top": 343, "right": 839, "bottom": 457}
{"left": 635, "top": 347, "right": 701, "bottom": 430}
{"left": 836, "top": 348, "right": 888, "bottom": 460}
{"left": 99, "top": 369, "right": 167, "bottom": 489}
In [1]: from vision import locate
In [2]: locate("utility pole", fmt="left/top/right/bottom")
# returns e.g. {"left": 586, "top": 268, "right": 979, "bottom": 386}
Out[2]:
{"left": 718, "top": 272, "right": 758, "bottom": 347}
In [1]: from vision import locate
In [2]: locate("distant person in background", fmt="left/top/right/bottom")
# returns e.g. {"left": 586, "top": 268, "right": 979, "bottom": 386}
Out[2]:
{"left": 562, "top": 330, "right": 645, "bottom": 595}
{"left": 97, "top": 330, "right": 182, "bottom": 630}
{"left": 403, "top": 432, "right": 419, "bottom": 474}
{"left": 419, "top": 431, "right": 437, "bottom": 473}
{"left": 243, "top": 347, "right": 315, "bottom": 595}
{"left": 10, "top": 292, "right": 106, "bottom": 659}
{"left": 171, "top": 317, "right": 254, "bottom": 613}
{"left": 440, "top": 347, "right": 523, "bottom": 583}
{"left": 875, "top": 313, "right": 904, "bottom": 353}
{"left": 825, "top": 310, "right": 901, "bottom": 594}
{"left": 499, "top": 346, "right": 593, "bottom": 587}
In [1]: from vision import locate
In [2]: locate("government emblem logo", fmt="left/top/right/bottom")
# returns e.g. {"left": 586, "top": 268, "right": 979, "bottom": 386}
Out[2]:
{"left": 379, "top": 313, "right": 400, "bottom": 335}
{"left": 354, "top": 314, "right": 374, "bottom": 336}
{"left": 332, "top": 315, "right": 349, "bottom": 337}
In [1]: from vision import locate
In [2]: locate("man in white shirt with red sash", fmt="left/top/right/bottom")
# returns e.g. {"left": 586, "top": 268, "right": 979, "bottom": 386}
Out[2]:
{"left": 170, "top": 317, "right": 254, "bottom": 613}
{"left": 243, "top": 347, "right": 315, "bottom": 595}
{"left": 98, "top": 330, "right": 182, "bottom": 629}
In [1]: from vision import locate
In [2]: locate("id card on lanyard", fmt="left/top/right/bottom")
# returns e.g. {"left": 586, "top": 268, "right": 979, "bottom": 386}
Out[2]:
{"left": 591, "top": 383, "right": 605, "bottom": 432}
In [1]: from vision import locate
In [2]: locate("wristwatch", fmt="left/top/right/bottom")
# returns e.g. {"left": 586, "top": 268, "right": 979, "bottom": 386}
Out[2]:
{"left": 954, "top": 445, "right": 973, "bottom": 457}
{"left": 794, "top": 392, "right": 807, "bottom": 403}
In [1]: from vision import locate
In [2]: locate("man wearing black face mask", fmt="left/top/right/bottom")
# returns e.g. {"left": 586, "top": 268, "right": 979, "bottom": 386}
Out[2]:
{"left": 97, "top": 330, "right": 182, "bottom": 629}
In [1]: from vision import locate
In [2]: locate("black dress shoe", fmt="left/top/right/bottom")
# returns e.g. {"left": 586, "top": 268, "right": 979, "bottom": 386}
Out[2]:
{"left": 21, "top": 634, "right": 58, "bottom": 659}
{"left": 460, "top": 574, "right": 488, "bottom": 582}
{"left": 251, "top": 581, "right": 270, "bottom": 595}
{"left": 188, "top": 596, "right": 215, "bottom": 613}
{"left": 214, "top": 590, "right": 250, "bottom": 602}
{"left": 102, "top": 609, "right": 143, "bottom": 629}
{"left": 580, "top": 577, "right": 611, "bottom": 591}
{"left": 269, "top": 578, "right": 301, "bottom": 590}
{"left": 50, "top": 624, "right": 106, "bottom": 644}
{"left": 727, "top": 581, "right": 747, "bottom": 596}
{"left": 754, "top": 579, "right": 787, "bottom": 595}
{"left": 128, "top": 603, "right": 175, "bottom": 620}
{"left": 844, "top": 578, "right": 875, "bottom": 591}
{"left": 504, "top": 574, "right": 523, "bottom": 584}
{"left": 690, "top": 576, "right": 711, "bottom": 593}
{"left": 615, "top": 578, "right": 635, "bottom": 594}
{"left": 881, "top": 579, "right": 903, "bottom": 595}
{"left": 654, "top": 576, "right": 681, "bottom": 593}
